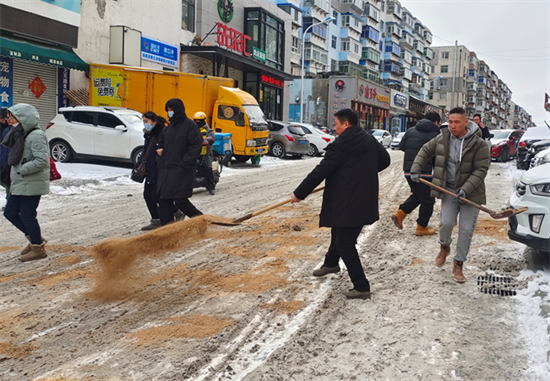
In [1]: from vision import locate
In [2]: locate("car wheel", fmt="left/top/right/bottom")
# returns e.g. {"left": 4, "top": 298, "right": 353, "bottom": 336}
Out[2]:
{"left": 50, "top": 140, "right": 74, "bottom": 163}
{"left": 270, "top": 142, "right": 285, "bottom": 158}
{"left": 516, "top": 160, "right": 523, "bottom": 170}
{"left": 499, "top": 146, "right": 509, "bottom": 162}
{"left": 234, "top": 155, "right": 250, "bottom": 163}
{"left": 307, "top": 144, "right": 318, "bottom": 156}
{"left": 131, "top": 147, "right": 143, "bottom": 165}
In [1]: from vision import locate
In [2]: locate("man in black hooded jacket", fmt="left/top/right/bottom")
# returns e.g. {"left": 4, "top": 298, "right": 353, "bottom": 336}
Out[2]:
{"left": 391, "top": 112, "right": 440, "bottom": 235}
{"left": 156, "top": 98, "right": 203, "bottom": 225}
{"left": 290, "top": 109, "right": 390, "bottom": 299}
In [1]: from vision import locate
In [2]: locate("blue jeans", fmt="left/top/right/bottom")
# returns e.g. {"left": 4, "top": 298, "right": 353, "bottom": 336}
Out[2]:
{"left": 3, "top": 195, "right": 43, "bottom": 244}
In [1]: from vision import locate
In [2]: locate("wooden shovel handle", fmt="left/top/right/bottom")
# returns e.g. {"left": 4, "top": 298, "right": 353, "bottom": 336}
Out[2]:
{"left": 233, "top": 185, "right": 325, "bottom": 223}
{"left": 419, "top": 178, "right": 494, "bottom": 214}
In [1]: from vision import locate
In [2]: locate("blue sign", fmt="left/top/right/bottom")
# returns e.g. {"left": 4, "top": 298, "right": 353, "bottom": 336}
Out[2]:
{"left": 40, "top": 0, "right": 80, "bottom": 14}
{"left": 394, "top": 93, "right": 407, "bottom": 108}
{"left": 0, "top": 57, "right": 13, "bottom": 108}
{"left": 141, "top": 37, "right": 179, "bottom": 68}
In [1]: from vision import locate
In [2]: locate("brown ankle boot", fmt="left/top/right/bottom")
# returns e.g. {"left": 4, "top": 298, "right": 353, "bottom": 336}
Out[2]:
{"left": 453, "top": 261, "right": 466, "bottom": 283}
{"left": 20, "top": 243, "right": 47, "bottom": 262}
{"left": 21, "top": 236, "right": 48, "bottom": 255}
{"left": 391, "top": 209, "right": 406, "bottom": 230}
{"left": 415, "top": 224, "right": 436, "bottom": 236}
{"left": 435, "top": 244, "right": 450, "bottom": 267}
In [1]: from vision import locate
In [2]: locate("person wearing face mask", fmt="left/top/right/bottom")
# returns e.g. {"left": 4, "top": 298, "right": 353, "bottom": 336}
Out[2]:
{"left": 155, "top": 99, "right": 203, "bottom": 225}
{"left": 1, "top": 103, "right": 50, "bottom": 262}
{"left": 138, "top": 112, "right": 184, "bottom": 231}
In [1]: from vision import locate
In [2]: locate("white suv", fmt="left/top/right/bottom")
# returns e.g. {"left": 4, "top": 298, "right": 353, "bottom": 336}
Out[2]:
{"left": 46, "top": 106, "right": 145, "bottom": 164}
{"left": 508, "top": 163, "right": 550, "bottom": 254}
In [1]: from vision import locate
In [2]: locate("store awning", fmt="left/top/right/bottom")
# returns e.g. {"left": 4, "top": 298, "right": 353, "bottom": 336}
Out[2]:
{"left": 0, "top": 35, "right": 89, "bottom": 72}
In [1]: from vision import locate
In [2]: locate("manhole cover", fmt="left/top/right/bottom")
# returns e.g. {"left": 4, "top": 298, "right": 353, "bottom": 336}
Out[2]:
{"left": 477, "top": 275, "right": 517, "bottom": 296}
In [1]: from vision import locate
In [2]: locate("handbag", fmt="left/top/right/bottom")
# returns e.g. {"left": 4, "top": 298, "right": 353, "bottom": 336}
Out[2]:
{"left": 130, "top": 141, "right": 154, "bottom": 183}
{"left": 49, "top": 157, "right": 61, "bottom": 181}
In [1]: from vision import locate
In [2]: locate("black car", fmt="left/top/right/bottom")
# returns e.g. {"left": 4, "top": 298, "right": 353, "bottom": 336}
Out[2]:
{"left": 524, "top": 140, "right": 550, "bottom": 169}
{"left": 516, "top": 125, "right": 550, "bottom": 169}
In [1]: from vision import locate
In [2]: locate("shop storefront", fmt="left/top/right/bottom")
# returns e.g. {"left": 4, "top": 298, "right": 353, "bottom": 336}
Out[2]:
{"left": 329, "top": 76, "right": 390, "bottom": 130}
{"left": 389, "top": 89, "right": 409, "bottom": 134}
{"left": 406, "top": 96, "right": 428, "bottom": 129}
{"left": 180, "top": 6, "right": 292, "bottom": 121}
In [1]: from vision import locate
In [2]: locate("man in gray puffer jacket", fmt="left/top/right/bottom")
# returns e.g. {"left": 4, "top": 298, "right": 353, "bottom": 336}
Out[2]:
{"left": 1, "top": 103, "right": 50, "bottom": 262}
{"left": 410, "top": 107, "right": 490, "bottom": 283}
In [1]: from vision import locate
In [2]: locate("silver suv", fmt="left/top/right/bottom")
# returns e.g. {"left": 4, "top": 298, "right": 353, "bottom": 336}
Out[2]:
{"left": 46, "top": 106, "right": 145, "bottom": 164}
{"left": 267, "top": 121, "right": 310, "bottom": 158}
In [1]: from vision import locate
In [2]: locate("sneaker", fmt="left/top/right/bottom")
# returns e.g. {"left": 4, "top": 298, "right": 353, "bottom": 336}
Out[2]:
{"left": 343, "top": 289, "right": 371, "bottom": 300}
{"left": 208, "top": 189, "right": 215, "bottom": 195}
{"left": 435, "top": 244, "right": 450, "bottom": 267}
{"left": 173, "top": 210, "right": 186, "bottom": 222}
{"left": 312, "top": 265, "right": 340, "bottom": 277}
{"left": 452, "top": 261, "right": 466, "bottom": 283}
{"left": 141, "top": 219, "right": 161, "bottom": 231}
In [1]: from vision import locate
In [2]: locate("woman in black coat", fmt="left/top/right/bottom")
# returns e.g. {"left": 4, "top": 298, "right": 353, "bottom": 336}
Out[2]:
{"left": 156, "top": 98, "right": 203, "bottom": 225}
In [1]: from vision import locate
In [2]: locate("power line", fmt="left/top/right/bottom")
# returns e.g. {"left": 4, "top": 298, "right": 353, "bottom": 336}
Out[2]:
{"left": 477, "top": 46, "right": 550, "bottom": 53}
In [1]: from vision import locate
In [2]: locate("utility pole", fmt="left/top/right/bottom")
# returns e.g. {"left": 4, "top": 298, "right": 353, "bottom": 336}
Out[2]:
{"left": 451, "top": 40, "right": 457, "bottom": 108}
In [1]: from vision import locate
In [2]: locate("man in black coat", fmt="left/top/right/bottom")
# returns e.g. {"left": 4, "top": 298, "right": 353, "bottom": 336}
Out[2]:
{"left": 290, "top": 109, "right": 391, "bottom": 299}
{"left": 156, "top": 98, "right": 203, "bottom": 225}
{"left": 391, "top": 112, "right": 440, "bottom": 235}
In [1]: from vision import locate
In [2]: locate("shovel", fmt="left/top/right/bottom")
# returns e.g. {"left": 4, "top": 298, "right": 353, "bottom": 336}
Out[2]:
{"left": 208, "top": 186, "right": 325, "bottom": 226}
{"left": 419, "top": 178, "right": 527, "bottom": 219}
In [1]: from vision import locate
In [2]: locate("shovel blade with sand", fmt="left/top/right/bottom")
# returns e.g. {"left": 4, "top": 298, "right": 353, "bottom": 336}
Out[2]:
{"left": 419, "top": 178, "right": 527, "bottom": 219}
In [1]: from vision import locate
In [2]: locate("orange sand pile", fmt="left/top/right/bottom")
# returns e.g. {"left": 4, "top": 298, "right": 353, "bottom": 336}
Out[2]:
{"left": 475, "top": 219, "right": 509, "bottom": 240}
{"left": 89, "top": 216, "right": 209, "bottom": 300}
{"left": 261, "top": 300, "right": 303, "bottom": 313}
{"left": 0, "top": 341, "right": 36, "bottom": 358}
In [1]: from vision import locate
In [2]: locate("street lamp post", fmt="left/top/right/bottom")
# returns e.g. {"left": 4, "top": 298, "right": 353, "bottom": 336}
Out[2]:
{"left": 300, "top": 16, "right": 334, "bottom": 123}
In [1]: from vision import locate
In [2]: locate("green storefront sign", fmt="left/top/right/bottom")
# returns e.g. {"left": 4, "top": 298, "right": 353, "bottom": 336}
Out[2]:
{"left": 253, "top": 47, "right": 266, "bottom": 62}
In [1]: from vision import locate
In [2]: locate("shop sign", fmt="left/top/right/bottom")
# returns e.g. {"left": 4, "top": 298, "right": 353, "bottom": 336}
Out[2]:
{"left": 218, "top": 0, "right": 234, "bottom": 23}
{"left": 0, "top": 56, "right": 13, "bottom": 107}
{"left": 141, "top": 37, "right": 179, "bottom": 68}
{"left": 335, "top": 80, "right": 345, "bottom": 91}
{"left": 253, "top": 47, "right": 266, "bottom": 62}
{"left": 409, "top": 97, "right": 426, "bottom": 116}
{"left": 377, "top": 94, "right": 390, "bottom": 104}
{"left": 217, "top": 22, "right": 252, "bottom": 57}
{"left": 58, "top": 67, "right": 70, "bottom": 108}
{"left": 90, "top": 67, "right": 123, "bottom": 107}
{"left": 394, "top": 93, "right": 407, "bottom": 108}
{"left": 261, "top": 74, "right": 283, "bottom": 88}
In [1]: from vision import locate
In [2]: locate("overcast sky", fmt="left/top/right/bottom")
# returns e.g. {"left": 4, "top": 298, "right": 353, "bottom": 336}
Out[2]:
{"left": 405, "top": 0, "right": 549, "bottom": 125}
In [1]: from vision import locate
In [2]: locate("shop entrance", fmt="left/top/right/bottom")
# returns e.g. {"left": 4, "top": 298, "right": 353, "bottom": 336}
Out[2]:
{"left": 261, "top": 85, "right": 281, "bottom": 121}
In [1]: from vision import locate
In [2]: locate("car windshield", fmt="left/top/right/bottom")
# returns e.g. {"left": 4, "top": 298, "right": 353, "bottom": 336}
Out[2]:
{"left": 368, "top": 130, "right": 384, "bottom": 136}
{"left": 243, "top": 105, "right": 267, "bottom": 124}
{"left": 288, "top": 126, "right": 305, "bottom": 136}
{"left": 521, "top": 125, "right": 550, "bottom": 141}
{"left": 118, "top": 114, "right": 142, "bottom": 125}
{"left": 492, "top": 131, "right": 511, "bottom": 139}
{"left": 396, "top": 132, "right": 405, "bottom": 138}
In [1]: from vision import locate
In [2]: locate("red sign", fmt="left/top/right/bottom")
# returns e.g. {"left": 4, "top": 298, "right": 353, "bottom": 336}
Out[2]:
{"left": 364, "top": 85, "right": 377, "bottom": 100}
{"left": 29, "top": 75, "right": 47, "bottom": 99}
{"left": 217, "top": 22, "right": 251, "bottom": 57}
{"left": 261, "top": 74, "right": 284, "bottom": 88}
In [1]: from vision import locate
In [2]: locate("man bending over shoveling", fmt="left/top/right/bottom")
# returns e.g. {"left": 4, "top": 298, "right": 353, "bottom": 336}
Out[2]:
{"left": 410, "top": 107, "right": 490, "bottom": 283}
{"left": 290, "top": 108, "right": 390, "bottom": 300}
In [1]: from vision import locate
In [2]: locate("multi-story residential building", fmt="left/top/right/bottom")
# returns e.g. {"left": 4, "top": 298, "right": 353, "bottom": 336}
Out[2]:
{"left": 302, "top": 0, "right": 331, "bottom": 76}
{"left": 513, "top": 105, "right": 534, "bottom": 130}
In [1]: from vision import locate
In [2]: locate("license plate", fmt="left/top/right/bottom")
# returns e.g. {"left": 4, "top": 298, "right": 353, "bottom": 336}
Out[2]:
{"left": 257, "top": 148, "right": 264, "bottom": 153}
{"left": 299, "top": 140, "right": 306, "bottom": 144}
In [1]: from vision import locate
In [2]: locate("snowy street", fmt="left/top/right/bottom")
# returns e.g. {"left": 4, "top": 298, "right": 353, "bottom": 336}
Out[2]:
{"left": 0, "top": 151, "right": 549, "bottom": 380}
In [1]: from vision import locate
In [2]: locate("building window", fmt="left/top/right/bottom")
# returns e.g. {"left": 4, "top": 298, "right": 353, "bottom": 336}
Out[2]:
{"left": 440, "top": 93, "right": 447, "bottom": 100}
{"left": 182, "top": 0, "right": 195, "bottom": 32}
{"left": 354, "top": 43, "right": 359, "bottom": 54}
{"left": 341, "top": 41, "right": 350, "bottom": 51}
{"left": 331, "top": 59, "right": 338, "bottom": 71}
{"left": 245, "top": 8, "right": 285, "bottom": 71}
{"left": 428, "top": 92, "right": 433, "bottom": 100}
{"left": 333, "top": 10, "right": 338, "bottom": 24}
{"left": 292, "top": 36, "right": 299, "bottom": 54}
{"left": 441, "top": 65, "right": 448, "bottom": 73}
{"left": 440, "top": 78, "right": 448, "bottom": 86}
{"left": 332, "top": 35, "right": 337, "bottom": 49}
{"left": 441, "top": 51, "right": 449, "bottom": 59}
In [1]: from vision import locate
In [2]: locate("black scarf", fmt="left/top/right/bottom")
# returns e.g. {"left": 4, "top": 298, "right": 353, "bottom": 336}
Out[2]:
{"left": 1, "top": 124, "right": 25, "bottom": 166}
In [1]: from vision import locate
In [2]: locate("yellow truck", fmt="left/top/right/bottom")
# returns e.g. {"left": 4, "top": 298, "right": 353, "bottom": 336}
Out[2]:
{"left": 88, "top": 63, "right": 269, "bottom": 163}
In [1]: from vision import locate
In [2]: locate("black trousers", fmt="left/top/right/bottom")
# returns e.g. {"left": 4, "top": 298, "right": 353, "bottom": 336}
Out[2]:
{"left": 199, "top": 155, "right": 215, "bottom": 191}
{"left": 399, "top": 177, "right": 435, "bottom": 227}
{"left": 158, "top": 198, "right": 202, "bottom": 225}
{"left": 143, "top": 182, "right": 159, "bottom": 219}
{"left": 323, "top": 226, "right": 370, "bottom": 292}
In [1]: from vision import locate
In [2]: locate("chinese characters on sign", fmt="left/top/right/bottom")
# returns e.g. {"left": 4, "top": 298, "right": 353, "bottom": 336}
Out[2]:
{"left": 261, "top": 74, "right": 283, "bottom": 88}
{"left": 93, "top": 78, "right": 116, "bottom": 97}
{"left": 217, "top": 22, "right": 251, "bottom": 57}
{"left": 28, "top": 76, "right": 47, "bottom": 99}
{"left": 0, "top": 57, "right": 13, "bottom": 107}
{"left": 141, "top": 37, "right": 179, "bottom": 68}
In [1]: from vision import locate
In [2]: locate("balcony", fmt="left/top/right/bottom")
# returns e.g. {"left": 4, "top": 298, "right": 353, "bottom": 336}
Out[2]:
{"left": 400, "top": 67, "right": 413, "bottom": 80}
{"left": 304, "top": 0, "right": 331, "bottom": 13}
{"left": 400, "top": 49, "right": 412, "bottom": 64}
{"left": 362, "top": 26, "right": 380, "bottom": 43}
{"left": 385, "top": 42, "right": 401, "bottom": 57}
{"left": 363, "top": 67, "right": 379, "bottom": 83}
{"left": 363, "top": 3, "right": 380, "bottom": 23}
{"left": 423, "top": 47, "right": 434, "bottom": 60}
{"left": 387, "top": 1, "right": 403, "bottom": 19}
{"left": 414, "top": 40, "right": 425, "bottom": 54}
{"left": 386, "top": 22, "right": 402, "bottom": 39}
{"left": 424, "top": 63, "right": 432, "bottom": 75}
{"left": 399, "top": 31, "right": 414, "bottom": 49}
{"left": 423, "top": 31, "right": 433, "bottom": 44}
{"left": 383, "top": 60, "right": 402, "bottom": 74}
{"left": 362, "top": 47, "right": 381, "bottom": 64}
{"left": 467, "top": 82, "right": 478, "bottom": 92}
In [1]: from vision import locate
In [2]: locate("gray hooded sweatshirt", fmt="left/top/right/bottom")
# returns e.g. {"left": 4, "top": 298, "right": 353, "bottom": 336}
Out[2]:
{"left": 446, "top": 121, "right": 479, "bottom": 189}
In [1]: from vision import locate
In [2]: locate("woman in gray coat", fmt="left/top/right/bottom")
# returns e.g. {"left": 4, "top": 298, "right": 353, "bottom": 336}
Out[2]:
{"left": 1, "top": 103, "right": 50, "bottom": 262}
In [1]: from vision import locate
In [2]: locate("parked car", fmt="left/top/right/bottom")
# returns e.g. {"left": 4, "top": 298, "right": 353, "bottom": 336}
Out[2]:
{"left": 47, "top": 106, "right": 145, "bottom": 164}
{"left": 311, "top": 123, "right": 331, "bottom": 134}
{"left": 489, "top": 129, "right": 524, "bottom": 162}
{"left": 508, "top": 163, "right": 550, "bottom": 254}
{"left": 516, "top": 125, "right": 550, "bottom": 169}
{"left": 525, "top": 140, "right": 550, "bottom": 169}
{"left": 367, "top": 129, "right": 392, "bottom": 148}
{"left": 289, "top": 122, "right": 335, "bottom": 156}
{"left": 267, "top": 121, "right": 310, "bottom": 158}
{"left": 530, "top": 147, "right": 550, "bottom": 168}
{"left": 391, "top": 132, "right": 406, "bottom": 150}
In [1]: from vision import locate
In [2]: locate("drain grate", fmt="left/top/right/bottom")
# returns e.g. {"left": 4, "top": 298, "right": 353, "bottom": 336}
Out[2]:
{"left": 477, "top": 275, "right": 517, "bottom": 296}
